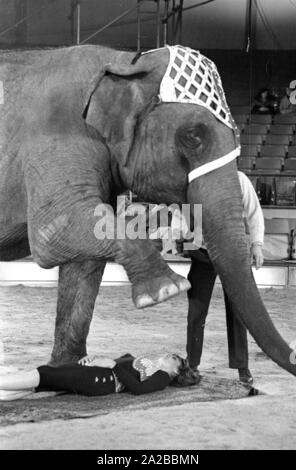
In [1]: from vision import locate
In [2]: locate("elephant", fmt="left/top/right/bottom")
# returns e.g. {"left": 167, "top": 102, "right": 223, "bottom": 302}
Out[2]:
{"left": 0, "top": 44, "right": 296, "bottom": 377}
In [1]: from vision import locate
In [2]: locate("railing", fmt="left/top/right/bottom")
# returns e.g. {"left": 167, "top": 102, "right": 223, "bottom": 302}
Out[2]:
{"left": 0, "top": 0, "right": 217, "bottom": 48}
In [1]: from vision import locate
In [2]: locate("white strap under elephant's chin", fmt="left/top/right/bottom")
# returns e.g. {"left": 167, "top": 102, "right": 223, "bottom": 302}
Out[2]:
{"left": 188, "top": 146, "right": 241, "bottom": 183}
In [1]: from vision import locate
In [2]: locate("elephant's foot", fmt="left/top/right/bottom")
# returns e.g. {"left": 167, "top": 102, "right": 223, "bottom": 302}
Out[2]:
{"left": 132, "top": 271, "right": 191, "bottom": 308}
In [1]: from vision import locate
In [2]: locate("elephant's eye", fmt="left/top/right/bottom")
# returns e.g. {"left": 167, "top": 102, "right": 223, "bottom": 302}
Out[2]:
{"left": 176, "top": 125, "right": 203, "bottom": 150}
{"left": 186, "top": 128, "right": 202, "bottom": 147}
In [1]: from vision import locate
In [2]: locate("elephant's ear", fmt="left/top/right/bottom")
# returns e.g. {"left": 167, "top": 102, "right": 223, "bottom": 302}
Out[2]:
{"left": 84, "top": 49, "right": 168, "bottom": 167}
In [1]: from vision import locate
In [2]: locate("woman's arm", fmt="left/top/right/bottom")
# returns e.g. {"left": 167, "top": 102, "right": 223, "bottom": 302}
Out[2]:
{"left": 113, "top": 363, "right": 170, "bottom": 395}
{"left": 78, "top": 355, "right": 116, "bottom": 368}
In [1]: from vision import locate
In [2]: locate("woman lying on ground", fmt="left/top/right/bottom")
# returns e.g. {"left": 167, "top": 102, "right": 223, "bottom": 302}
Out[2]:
{"left": 0, "top": 352, "right": 199, "bottom": 400}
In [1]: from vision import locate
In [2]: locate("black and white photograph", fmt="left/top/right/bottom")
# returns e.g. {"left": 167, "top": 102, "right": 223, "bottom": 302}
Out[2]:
{"left": 0, "top": 0, "right": 296, "bottom": 454}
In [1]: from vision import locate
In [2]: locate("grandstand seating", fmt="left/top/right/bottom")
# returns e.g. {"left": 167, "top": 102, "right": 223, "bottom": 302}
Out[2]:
{"left": 240, "top": 134, "right": 262, "bottom": 145}
{"left": 232, "top": 106, "right": 295, "bottom": 265}
{"left": 240, "top": 144, "right": 258, "bottom": 157}
{"left": 269, "top": 124, "right": 295, "bottom": 135}
{"left": 265, "top": 134, "right": 291, "bottom": 145}
{"left": 232, "top": 105, "right": 296, "bottom": 207}
{"left": 287, "top": 146, "right": 296, "bottom": 158}
{"left": 253, "top": 157, "right": 283, "bottom": 174}
{"left": 259, "top": 145, "right": 287, "bottom": 158}
{"left": 234, "top": 114, "right": 248, "bottom": 124}
{"left": 273, "top": 114, "right": 296, "bottom": 124}
{"left": 243, "top": 123, "right": 269, "bottom": 135}
{"left": 249, "top": 114, "right": 273, "bottom": 125}
{"left": 283, "top": 159, "right": 296, "bottom": 173}
{"left": 237, "top": 157, "right": 254, "bottom": 173}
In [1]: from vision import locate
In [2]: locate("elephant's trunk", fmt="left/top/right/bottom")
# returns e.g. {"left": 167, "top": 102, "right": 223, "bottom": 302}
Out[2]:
{"left": 187, "top": 163, "right": 296, "bottom": 376}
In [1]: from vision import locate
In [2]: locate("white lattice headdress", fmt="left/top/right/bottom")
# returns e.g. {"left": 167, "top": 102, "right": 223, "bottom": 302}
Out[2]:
{"left": 141, "top": 45, "right": 241, "bottom": 181}
{"left": 160, "top": 45, "right": 236, "bottom": 131}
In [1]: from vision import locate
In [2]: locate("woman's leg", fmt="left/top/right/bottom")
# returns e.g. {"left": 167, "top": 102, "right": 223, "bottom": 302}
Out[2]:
{"left": 0, "top": 364, "right": 116, "bottom": 398}
{"left": 37, "top": 364, "right": 116, "bottom": 396}
{"left": 0, "top": 389, "right": 35, "bottom": 401}
{"left": 0, "top": 369, "right": 40, "bottom": 390}
{"left": 186, "top": 249, "right": 217, "bottom": 370}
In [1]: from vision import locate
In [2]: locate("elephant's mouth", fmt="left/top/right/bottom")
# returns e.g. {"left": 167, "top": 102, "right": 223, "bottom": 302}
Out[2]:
{"left": 187, "top": 161, "right": 296, "bottom": 378}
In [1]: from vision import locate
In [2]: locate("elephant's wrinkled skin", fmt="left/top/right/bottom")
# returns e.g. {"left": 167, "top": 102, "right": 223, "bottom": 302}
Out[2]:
{"left": 0, "top": 46, "right": 295, "bottom": 375}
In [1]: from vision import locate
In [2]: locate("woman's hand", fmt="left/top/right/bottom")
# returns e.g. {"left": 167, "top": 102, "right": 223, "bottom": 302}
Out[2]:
{"left": 92, "top": 358, "right": 116, "bottom": 369}
{"left": 251, "top": 243, "right": 264, "bottom": 270}
{"left": 78, "top": 355, "right": 96, "bottom": 366}
{"left": 78, "top": 355, "right": 116, "bottom": 369}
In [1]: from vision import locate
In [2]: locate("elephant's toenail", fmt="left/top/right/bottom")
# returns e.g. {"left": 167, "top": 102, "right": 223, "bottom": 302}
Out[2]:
{"left": 135, "top": 294, "right": 155, "bottom": 309}
{"left": 178, "top": 279, "right": 191, "bottom": 291}
{"left": 158, "top": 284, "right": 179, "bottom": 302}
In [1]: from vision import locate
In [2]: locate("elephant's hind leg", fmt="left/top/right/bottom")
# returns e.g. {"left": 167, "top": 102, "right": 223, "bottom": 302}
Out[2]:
{"left": 0, "top": 224, "right": 30, "bottom": 261}
{"left": 0, "top": 238, "right": 31, "bottom": 261}
{"left": 49, "top": 259, "right": 106, "bottom": 365}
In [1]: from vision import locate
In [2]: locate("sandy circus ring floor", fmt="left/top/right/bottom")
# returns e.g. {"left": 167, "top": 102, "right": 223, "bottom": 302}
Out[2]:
{"left": 0, "top": 285, "right": 296, "bottom": 449}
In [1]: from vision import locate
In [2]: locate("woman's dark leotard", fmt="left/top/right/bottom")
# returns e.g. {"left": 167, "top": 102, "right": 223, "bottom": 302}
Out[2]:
{"left": 37, "top": 355, "right": 170, "bottom": 396}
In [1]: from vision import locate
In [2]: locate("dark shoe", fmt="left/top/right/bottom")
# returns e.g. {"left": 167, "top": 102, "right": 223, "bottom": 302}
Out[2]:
{"left": 238, "top": 368, "right": 253, "bottom": 384}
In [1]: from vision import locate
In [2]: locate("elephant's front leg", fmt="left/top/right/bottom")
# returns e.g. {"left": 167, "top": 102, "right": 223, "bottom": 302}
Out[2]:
{"left": 27, "top": 141, "right": 190, "bottom": 310}
{"left": 31, "top": 201, "right": 190, "bottom": 309}
{"left": 50, "top": 259, "right": 106, "bottom": 365}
